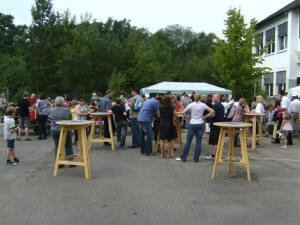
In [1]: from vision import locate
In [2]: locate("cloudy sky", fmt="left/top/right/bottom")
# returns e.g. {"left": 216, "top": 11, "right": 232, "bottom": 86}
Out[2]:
{"left": 0, "top": 0, "right": 293, "bottom": 37}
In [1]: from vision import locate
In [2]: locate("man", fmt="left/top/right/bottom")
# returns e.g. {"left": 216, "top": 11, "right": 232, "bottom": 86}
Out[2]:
{"left": 91, "top": 92, "right": 100, "bottom": 104}
{"left": 181, "top": 94, "right": 192, "bottom": 128}
{"left": 273, "top": 90, "right": 292, "bottom": 143}
{"left": 128, "top": 89, "right": 143, "bottom": 148}
{"left": 206, "top": 94, "right": 224, "bottom": 160}
{"left": 98, "top": 90, "right": 113, "bottom": 146}
{"left": 137, "top": 96, "right": 159, "bottom": 156}
{"left": 17, "top": 92, "right": 31, "bottom": 141}
{"left": 191, "top": 91, "right": 195, "bottom": 102}
{"left": 291, "top": 96, "right": 300, "bottom": 137}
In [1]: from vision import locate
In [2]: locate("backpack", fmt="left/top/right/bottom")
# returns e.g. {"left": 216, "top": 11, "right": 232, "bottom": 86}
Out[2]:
{"left": 227, "top": 104, "right": 236, "bottom": 120}
{"left": 133, "top": 98, "right": 142, "bottom": 112}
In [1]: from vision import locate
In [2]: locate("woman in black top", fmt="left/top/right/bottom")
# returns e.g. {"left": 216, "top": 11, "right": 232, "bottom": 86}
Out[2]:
{"left": 158, "top": 95, "right": 176, "bottom": 158}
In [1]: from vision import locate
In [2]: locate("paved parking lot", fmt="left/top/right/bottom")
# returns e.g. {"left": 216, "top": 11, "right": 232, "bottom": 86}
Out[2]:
{"left": 0, "top": 129, "right": 299, "bottom": 225}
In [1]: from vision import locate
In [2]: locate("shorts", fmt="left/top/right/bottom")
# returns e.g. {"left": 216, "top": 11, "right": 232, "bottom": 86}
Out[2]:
{"left": 281, "top": 130, "right": 291, "bottom": 138}
{"left": 20, "top": 117, "right": 30, "bottom": 129}
{"left": 209, "top": 125, "right": 221, "bottom": 145}
{"left": 7, "top": 139, "right": 15, "bottom": 150}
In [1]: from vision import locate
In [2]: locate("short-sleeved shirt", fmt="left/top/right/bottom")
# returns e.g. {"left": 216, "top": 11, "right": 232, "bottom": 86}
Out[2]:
{"left": 111, "top": 105, "right": 127, "bottom": 122}
{"left": 27, "top": 97, "right": 37, "bottom": 105}
{"left": 255, "top": 103, "right": 265, "bottom": 114}
{"left": 0, "top": 98, "right": 7, "bottom": 108}
{"left": 211, "top": 102, "right": 225, "bottom": 123}
{"left": 176, "top": 101, "right": 183, "bottom": 112}
{"left": 291, "top": 99, "right": 300, "bottom": 113}
{"left": 182, "top": 98, "right": 192, "bottom": 108}
{"left": 184, "top": 101, "right": 208, "bottom": 124}
{"left": 50, "top": 107, "right": 72, "bottom": 131}
{"left": 18, "top": 98, "right": 31, "bottom": 117}
{"left": 37, "top": 100, "right": 51, "bottom": 116}
{"left": 4, "top": 116, "right": 17, "bottom": 140}
{"left": 98, "top": 96, "right": 112, "bottom": 112}
{"left": 137, "top": 98, "right": 159, "bottom": 122}
{"left": 281, "top": 96, "right": 292, "bottom": 113}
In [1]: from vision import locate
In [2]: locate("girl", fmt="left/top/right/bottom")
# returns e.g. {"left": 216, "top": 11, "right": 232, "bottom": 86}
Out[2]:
{"left": 277, "top": 112, "right": 293, "bottom": 149}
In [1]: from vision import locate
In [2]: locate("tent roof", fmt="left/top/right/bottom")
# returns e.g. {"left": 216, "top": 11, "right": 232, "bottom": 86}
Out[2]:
{"left": 140, "top": 82, "right": 232, "bottom": 95}
{"left": 288, "top": 86, "right": 300, "bottom": 97}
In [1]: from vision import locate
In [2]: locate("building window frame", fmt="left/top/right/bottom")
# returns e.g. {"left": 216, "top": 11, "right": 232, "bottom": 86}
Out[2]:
{"left": 265, "top": 27, "right": 275, "bottom": 55}
{"left": 278, "top": 22, "right": 288, "bottom": 51}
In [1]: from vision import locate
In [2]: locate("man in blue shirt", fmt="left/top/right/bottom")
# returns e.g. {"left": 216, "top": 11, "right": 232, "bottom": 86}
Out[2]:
{"left": 137, "top": 97, "right": 160, "bottom": 155}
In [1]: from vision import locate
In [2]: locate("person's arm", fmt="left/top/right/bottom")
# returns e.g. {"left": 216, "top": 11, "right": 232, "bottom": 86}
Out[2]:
{"left": 243, "top": 105, "right": 250, "bottom": 113}
{"left": 278, "top": 120, "right": 287, "bottom": 133}
{"left": 203, "top": 106, "right": 215, "bottom": 120}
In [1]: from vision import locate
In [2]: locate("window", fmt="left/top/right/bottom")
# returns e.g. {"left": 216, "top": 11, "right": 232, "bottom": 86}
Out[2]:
{"left": 276, "top": 71, "right": 286, "bottom": 94}
{"left": 264, "top": 73, "right": 273, "bottom": 96}
{"left": 266, "top": 28, "right": 275, "bottom": 54}
{"left": 255, "top": 33, "right": 264, "bottom": 55}
{"left": 299, "top": 14, "right": 300, "bottom": 39}
{"left": 278, "top": 22, "right": 287, "bottom": 50}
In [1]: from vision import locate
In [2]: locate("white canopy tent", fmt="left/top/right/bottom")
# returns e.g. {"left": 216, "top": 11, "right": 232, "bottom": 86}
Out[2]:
{"left": 288, "top": 86, "right": 300, "bottom": 97}
{"left": 140, "top": 81, "right": 232, "bottom": 96}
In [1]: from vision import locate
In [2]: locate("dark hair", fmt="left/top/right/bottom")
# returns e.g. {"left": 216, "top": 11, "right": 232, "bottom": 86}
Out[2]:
{"left": 6, "top": 106, "right": 15, "bottom": 116}
{"left": 106, "top": 90, "right": 113, "bottom": 95}
{"left": 161, "top": 95, "right": 172, "bottom": 108}
{"left": 156, "top": 96, "right": 162, "bottom": 103}
{"left": 39, "top": 92, "right": 46, "bottom": 100}
{"left": 78, "top": 96, "right": 85, "bottom": 101}
{"left": 115, "top": 97, "right": 121, "bottom": 105}
{"left": 132, "top": 89, "right": 139, "bottom": 93}
{"left": 279, "top": 90, "right": 286, "bottom": 95}
{"left": 23, "top": 91, "right": 29, "bottom": 97}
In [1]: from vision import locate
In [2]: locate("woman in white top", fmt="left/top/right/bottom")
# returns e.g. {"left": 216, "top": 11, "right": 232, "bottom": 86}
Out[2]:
{"left": 176, "top": 93, "right": 214, "bottom": 163}
{"left": 254, "top": 96, "right": 265, "bottom": 114}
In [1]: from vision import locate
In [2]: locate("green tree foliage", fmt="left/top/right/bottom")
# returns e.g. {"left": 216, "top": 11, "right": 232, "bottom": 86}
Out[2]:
{"left": 212, "top": 8, "right": 269, "bottom": 100}
{"left": 0, "top": 0, "right": 223, "bottom": 99}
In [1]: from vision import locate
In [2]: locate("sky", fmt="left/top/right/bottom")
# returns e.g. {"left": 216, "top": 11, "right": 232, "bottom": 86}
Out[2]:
{"left": 0, "top": 0, "right": 294, "bottom": 38}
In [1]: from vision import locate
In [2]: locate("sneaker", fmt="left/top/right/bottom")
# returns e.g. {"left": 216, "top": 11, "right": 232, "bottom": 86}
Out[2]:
{"left": 281, "top": 145, "right": 287, "bottom": 149}
{"left": 7, "top": 160, "right": 17, "bottom": 166}
{"left": 14, "top": 157, "right": 20, "bottom": 164}
{"left": 175, "top": 157, "right": 182, "bottom": 161}
{"left": 205, "top": 155, "right": 215, "bottom": 160}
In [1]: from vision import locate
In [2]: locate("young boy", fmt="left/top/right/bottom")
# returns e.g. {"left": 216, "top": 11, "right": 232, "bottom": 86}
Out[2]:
{"left": 4, "top": 106, "right": 20, "bottom": 165}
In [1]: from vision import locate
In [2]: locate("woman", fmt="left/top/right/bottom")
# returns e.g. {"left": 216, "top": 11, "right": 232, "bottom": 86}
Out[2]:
{"left": 158, "top": 95, "right": 177, "bottom": 158}
{"left": 176, "top": 93, "right": 214, "bottom": 163}
{"left": 37, "top": 93, "right": 51, "bottom": 140}
{"left": 50, "top": 96, "right": 73, "bottom": 168}
{"left": 254, "top": 96, "right": 265, "bottom": 114}
{"left": 74, "top": 97, "right": 89, "bottom": 120}
{"left": 232, "top": 98, "right": 250, "bottom": 146}
{"left": 153, "top": 96, "right": 162, "bottom": 149}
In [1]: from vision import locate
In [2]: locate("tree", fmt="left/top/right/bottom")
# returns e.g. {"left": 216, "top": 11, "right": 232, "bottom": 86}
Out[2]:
{"left": 212, "top": 8, "right": 269, "bottom": 100}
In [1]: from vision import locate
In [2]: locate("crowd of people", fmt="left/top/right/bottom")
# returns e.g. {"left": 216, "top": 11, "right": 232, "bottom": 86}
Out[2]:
{"left": 1, "top": 89, "right": 299, "bottom": 166}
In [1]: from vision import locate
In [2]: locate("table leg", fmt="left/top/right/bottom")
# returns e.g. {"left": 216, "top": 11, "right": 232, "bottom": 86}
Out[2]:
{"left": 212, "top": 128, "right": 225, "bottom": 179}
{"left": 77, "top": 128, "right": 83, "bottom": 158}
{"left": 80, "top": 127, "right": 91, "bottom": 179}
{"left": 88, "top": 119, "right": 96, "bottom": 151}
{"left": 228, "top": 128, "right": 234, "bottom": 173}
{"left": 108, "top": 115, "right": 115, "bottom": 151}
{"left": 252, "top": 116, "right": 257, "bottom": 150}
{"left": 257, "top": 118, "right": 263, "bottom": 146}
{"left": 240, "top": 129, "right": 251, "bottom": 181}
{"left": 54, "top": 127, "right": 67, "bottom": 176}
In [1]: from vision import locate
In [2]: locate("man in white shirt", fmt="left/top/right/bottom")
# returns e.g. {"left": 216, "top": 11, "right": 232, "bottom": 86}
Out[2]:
{"left": 291, "top": 96, "right": 300, "bottom": 137}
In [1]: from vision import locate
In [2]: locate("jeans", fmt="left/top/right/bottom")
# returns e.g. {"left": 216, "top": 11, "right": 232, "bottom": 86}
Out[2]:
{"left": 131, "top": 118, "right": 140, "bottom": 147}
{"left": 51, "top": 130, "right": 73, "bottom": 159}
{"left": 180, "top": 123, "right": 204, "bottom": 162}
{"left": 38, "top": 115, "right": 48, "bottom": 139}
{"left": 116, "top": 121, "right": 127, "bottom": 147}
{"left": 139, "top": 121, "right": 153, "bottom": 155}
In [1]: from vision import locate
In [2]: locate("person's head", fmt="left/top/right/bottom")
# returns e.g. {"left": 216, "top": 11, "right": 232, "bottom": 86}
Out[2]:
{"left": 283, "top": 112, "right": 291, "bottom": 121}
{"left": 131, "top": 89, "right": 138, "bottom": 96}
{"left": 200, "top": 94, "right": 207, "bottom": 102}
{"left": 115, "top": 97, "right": 121, "bottom": 105}
{"left": 239, "top": 98, "right": 247, "bottom": 107}
{"left": 170, "top": 95, "right": 176, "bottom": 104}
{"left": 39, "top": 93, "right": 46, "bottom": 100}
{"left": 269, "top": 105, "right": 274, "bottom": 111}
{"left": 106, "top": 90, "right": 113, "bottom": 98}
{"left": 156, "top": 96, "right": 162, "bottom": 104}
{"left": 92, "top": 92, "right": 97, "bottom": 97}
{"left": 31, "top": 93, "right": 36, "bottom": 99}
{"left": 23, "top": 91, "right": 29, "bottom": 98}
{"left": 71, "top": 100, "right": 77, "bottom": 108}
{"left": 78, "top": 96, "right": 85, "bottom": 105}
{"left": 1, "top": 93, "right": 6, "bottom": 98}
{"left": 5, "top": 106, "right": 15, "bottom": 116}
{"left": 161, "top": 95, "right": 172, "bottom": 108}
{"left": 279, "top": 90, "right": 286, "bottom": 99}
{"left": 192, "top": 91, "right": 195, "bottom": 95}
{"left": 55, "top": 96, "right": 65, "bottom": 107}
{"left": 194, "top": 93, "right": 201, "bottom": 102}
{"left": 176, "top": 95, "right": 181, "bottom": 101}
{"left": 212, "top": 94, "right": 221, "bottom": 102}
{"left": 256, "top": 95, "right": 264, "bottom": 103}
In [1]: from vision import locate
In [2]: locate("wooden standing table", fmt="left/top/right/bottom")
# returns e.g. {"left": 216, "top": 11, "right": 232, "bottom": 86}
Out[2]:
{"left": 244, "top": 113, "right": 265, "bottom": 150}
{"left": 54, "top": 120, "right": 93, "bottom": 180}
{"left": 88, "top": 112, "right": 115, "bottom": 151}
{"left": 212, "top": 122, "right": 252, "bottom": 181}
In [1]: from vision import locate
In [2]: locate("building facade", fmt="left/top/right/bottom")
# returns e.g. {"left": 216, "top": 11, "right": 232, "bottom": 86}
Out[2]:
{"left": 256, "top": 0, "right": 300, "bottom": 96}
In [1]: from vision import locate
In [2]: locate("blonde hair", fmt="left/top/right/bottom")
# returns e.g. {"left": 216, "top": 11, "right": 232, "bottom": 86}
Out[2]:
{"left": 5, "top": 106, "right": 15, "bottom": 116}
{"left": 239, "top": 98, "right": 247, "bottom": 106}
{"left": 194, "top": 93, "right": 202, "bottom": 102}
{"left": 199, "top": 94, "right": 207, "bottom": 102}
{"left": 256, "top": 95, "right": 264, "bottom": 104}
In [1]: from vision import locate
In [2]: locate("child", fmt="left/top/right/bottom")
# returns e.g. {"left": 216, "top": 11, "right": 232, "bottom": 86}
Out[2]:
{"left": 277, "top": 112, "right": 293, "bottom": 149}
{"left": 110, "top": 98, "right": 127, "bottom": 149}
{"left": 4, "top": 106, "right": 20, "bottom": 165}
{"left": 265, "top": 105, "right": 275, "bottom": 137}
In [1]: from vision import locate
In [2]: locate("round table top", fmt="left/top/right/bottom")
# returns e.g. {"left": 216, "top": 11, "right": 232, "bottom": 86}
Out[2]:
{"left": 244, "top": 113, "right": 266, "bottom": 116}
{"left": 56, "top": 120, "right": 94, "bottom": 126}
{"left": 214, "top": 122, "right": 252, "bottom": 128}
{"left": 90, "top": 112, "right": 112, "bottom": 117}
